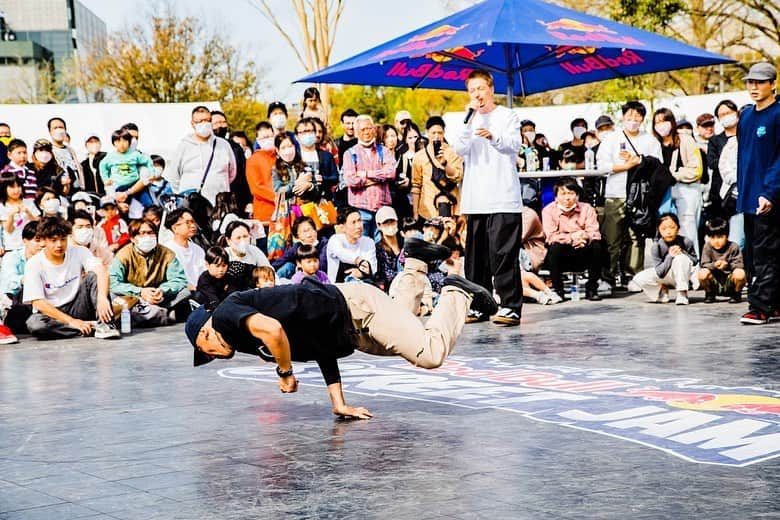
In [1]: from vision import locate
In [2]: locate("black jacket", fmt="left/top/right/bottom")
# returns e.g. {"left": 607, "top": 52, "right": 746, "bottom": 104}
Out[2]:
{"left": 81, "top": 152, "right": 107, "bottom": 195}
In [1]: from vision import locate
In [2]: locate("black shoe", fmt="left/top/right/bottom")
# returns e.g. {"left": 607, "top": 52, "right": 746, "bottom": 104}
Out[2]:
{"left": 727, "top": 292, "right": 742, "bottom": 304}
{"left": 403, "top": 237, "right": 450, "bottom": 263}
{"left": 443, "top": 275, "right": 499, "bottom": 317}
{"left": 585, "top": 290, "right": 602, "bottom": 301}
{"left": 704, "top": 292, "right": 717, "bottom": 304}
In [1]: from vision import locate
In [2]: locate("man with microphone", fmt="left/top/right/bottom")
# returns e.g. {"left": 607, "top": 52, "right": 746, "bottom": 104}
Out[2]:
{"left": 454, "top": 69, "right": 524, "bottom": 326}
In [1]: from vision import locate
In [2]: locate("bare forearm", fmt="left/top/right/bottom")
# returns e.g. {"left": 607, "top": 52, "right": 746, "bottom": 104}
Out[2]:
{"left": 32, "top": 300, "right": 73, "bottom": 325}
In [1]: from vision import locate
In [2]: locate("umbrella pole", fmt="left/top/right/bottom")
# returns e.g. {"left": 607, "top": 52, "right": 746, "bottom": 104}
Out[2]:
{"left": 505, "top": 46, "right": 514, "bottom": 108}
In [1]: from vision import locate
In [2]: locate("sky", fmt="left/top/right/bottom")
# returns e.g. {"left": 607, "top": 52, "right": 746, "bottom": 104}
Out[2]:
{"left": 79, "top": 0, "right": 453, "bottom": 104}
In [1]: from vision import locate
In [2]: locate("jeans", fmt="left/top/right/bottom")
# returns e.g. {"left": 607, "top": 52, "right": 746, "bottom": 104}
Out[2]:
{"left": 671, "top": 182, "right": 703, "bottom": 258}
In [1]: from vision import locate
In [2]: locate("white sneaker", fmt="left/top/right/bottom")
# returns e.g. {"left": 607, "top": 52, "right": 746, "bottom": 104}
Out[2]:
{"left": 536, "top": 291, "right": 551, "bottom": 305}
{"left": 94, "top": 321, "right": 121, "bottom": 339}
{"left": 658, "top": 286, "right": 670, "bottom": 304}
{"left": 546, "top": 289, "right": 563, "bottom": 304}
{"left": 675, "top": 291, "right": 689, "bottom": 306}
{"left": 491, "top": 307, "right": 521, "bottom": 326}
{"left": 627, "top": 280, "right": 642, "bottom": 293}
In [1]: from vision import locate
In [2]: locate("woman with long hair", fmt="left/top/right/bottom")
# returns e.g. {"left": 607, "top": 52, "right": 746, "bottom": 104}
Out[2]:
{"left": 272, "top": 134, "right": 320, "bottom": 204}
{"left": 652, "top": 107, "right": 704, "bottom": 257}
{"left": 391, "top": 122, "right": 420, "bottom": 220}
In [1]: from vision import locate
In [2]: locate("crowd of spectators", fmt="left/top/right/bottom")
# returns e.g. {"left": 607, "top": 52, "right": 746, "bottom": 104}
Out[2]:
{"left": 0, "top": 62, "right": 778, "bottom": 345}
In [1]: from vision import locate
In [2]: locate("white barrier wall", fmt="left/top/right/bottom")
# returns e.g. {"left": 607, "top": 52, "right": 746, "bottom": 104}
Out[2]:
{"left": 0, "top": 101, "right": 223, "bottom": 163}
{"left": 444, "top": 91, "right": 753, "bottom": 148}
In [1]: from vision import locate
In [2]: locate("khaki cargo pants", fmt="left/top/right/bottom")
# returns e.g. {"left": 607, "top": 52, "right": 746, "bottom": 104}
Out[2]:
{"left": 336, "top": 281, "right": 471, "bottom": 369}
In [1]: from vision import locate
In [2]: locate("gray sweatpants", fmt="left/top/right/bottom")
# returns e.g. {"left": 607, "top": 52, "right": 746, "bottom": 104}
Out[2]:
{"left": 26, "top": 272, "right": 101, "bottom": 340}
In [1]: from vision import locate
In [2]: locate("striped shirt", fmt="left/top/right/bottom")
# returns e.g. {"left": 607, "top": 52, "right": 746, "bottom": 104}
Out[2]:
{"left": 342, "top": 143, "right": 396, "bottom": 212}
{"left": 1, "top": 163, "right": 38, "bottom": 199}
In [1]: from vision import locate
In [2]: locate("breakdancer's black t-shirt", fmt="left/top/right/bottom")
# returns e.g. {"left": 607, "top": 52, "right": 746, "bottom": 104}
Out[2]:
{"left": 211, "top": 277, "right": 355, "bottom": 385}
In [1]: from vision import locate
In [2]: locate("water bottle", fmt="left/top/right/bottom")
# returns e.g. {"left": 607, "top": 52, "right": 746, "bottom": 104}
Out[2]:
{"left": 585, "top": 148, "right": 595, "bottom": 170}
{"left": 525, "top": 147, "right": 538, "bottom": 172}
{"left": 570, "top": 284, "right": 580, "bottom": 302}
{"left": 120, "top": 303, "right": 131, "bottom": 334}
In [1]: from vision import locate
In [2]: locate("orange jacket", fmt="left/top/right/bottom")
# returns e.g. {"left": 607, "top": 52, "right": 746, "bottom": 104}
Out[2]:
{"left": 245, "top": 150, "right": 276, "bottom": 224}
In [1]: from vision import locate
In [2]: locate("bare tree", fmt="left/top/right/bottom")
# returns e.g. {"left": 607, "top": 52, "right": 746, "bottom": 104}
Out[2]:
{"left": 250, "top": 0, "right": 346, "bottom": 117}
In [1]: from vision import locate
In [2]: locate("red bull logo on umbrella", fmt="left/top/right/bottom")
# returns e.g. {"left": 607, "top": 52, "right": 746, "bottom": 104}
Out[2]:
{"left": 426, "top": 45, "right": 486, "bottom": 63}
{"left": 373, "top": 24, "right": 469, "bottom": 61}
{"left": 538, "top": 17, "right": 644, "bottom": 46}
{"left": 221, "top": 357, "right": 780, "bottom": 467}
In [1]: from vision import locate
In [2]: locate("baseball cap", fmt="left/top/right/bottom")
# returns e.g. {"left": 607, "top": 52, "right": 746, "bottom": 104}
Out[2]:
{"left": 185, "top": 306, "right": 214, "bottom": 366}
{"left": 696, "top": 113, "right": 715, "bottom": 126}
{"left": 676, "top": 120, "right": 694, "bottom": 130}
{"left": 71, "top": 191, "right": 93, "bottom": 204}
{"left": 395, "top": 110, "right": 412, "bottom": 123}
{"left": 594, "top": 115, "right": 614, "bottom": 129}
{"left": 375, "top": 206, "right": 398, "bottom": 224}
{"left": 267, "top": 101, "right": 288, "bottom": 118}
{"left": 743, "top": 62, "right": 777, "bottom": 82}
{"left": 99, "top": 195, "right": 116, "bottom": 208}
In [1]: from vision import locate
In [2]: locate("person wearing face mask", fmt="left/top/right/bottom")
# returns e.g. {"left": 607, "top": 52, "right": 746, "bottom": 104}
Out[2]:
{"left": 0, "top": 123, "right": 12, "bottom": 170}
{"left": 31, "top": 139, "right": 63, "bottom": 190}
{"left": 246, "top": 122, "right": 277, "bottom": 228}
{"left": 652, "top": 107, "right": 704, "bottom": 259}
{"left": 80, "top": 134, "right": 106, "bottom": 195}
{"left": 109, "top": 219, "right": 190, "bottom": 326}
{"left": 100, "top": 129, "right": 156, "bottom": 208}
{"left": 542, "top": 179, "right": 605, "bottom": 301}
{"left": 596, "top": 101, "right": 663, "bottom": 287}
{"left": 163, "top": 106, "right": 237, "bottom": 206}
{"left": 145, "top": 155, "right": 174, "bottom": 206}
{"left": 35, "top": 187, "right": 64, "bottom": 219}
{"left": 267, "top": 101, "right": 299, "bottom": 148}
{"left": 295, "top": 117, "right": 339, "bottom": 203}
{"left": 68, "top": 210, "right": 112, "bottom": 268}
{"left": 342, "top": 114, "right": 397, "bottom": 240}
{"left": 220, "top": 220, "right": 270, "bottom": 267}
{"left": 558, "top": 118, "right": 589, "bottom": 169}
{"left": 211, "top": 110, "right": 250, "bottom": 213}
{"left": 374, "top": 206, "right": 403, "bottom": 290}
{"left": 46, "top": 117, "right": 84, "bottom": 190}
{"left": 272, "top": 135, "right": 320, "bottom": 205}
{"left": 707, "top": 100, "right": 740, "bottom": 222}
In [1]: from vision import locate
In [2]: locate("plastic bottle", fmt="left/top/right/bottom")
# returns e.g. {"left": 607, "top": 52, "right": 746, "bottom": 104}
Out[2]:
{"left": 120, "top": 302, "right": 131, "bottom": 334}
{"left": 570, "top": 283, "right": 580, "bottom": 302}
{"left": 585, "top": 148, "right": 595, "bottom": 170}
{"left": 525, "top": 147, "right": 538, "bottom": 172}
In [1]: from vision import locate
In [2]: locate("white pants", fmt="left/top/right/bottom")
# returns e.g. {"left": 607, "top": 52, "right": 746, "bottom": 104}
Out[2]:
{"left": 671, "top": 183, "right": 702, "bottom": 257}
{"left": 729, "top": 213, "right": 744, "bottom": 250}
{"left": 632, "top": 255, "right": 694, "bottom": 301}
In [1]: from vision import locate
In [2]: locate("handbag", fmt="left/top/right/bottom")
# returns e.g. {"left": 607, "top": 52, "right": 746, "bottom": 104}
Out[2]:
{"left": 183, "top": 138, "right": 218, "bottom": 211}
{"left": 267, "top": 192, "right": 292, "bottom": 261}
{"left": 300, "top": 199, "right": 337, "bottom": 230}
{"left": 424, "top": 146, "right": 457, "bottom": 192}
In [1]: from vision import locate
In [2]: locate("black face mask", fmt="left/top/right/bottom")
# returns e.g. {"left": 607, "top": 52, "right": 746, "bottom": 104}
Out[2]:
{"left": 213, "top": 127, "right": 229, "bottom": 139}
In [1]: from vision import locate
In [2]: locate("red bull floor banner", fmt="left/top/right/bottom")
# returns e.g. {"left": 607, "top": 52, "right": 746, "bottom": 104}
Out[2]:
{"left": 219, "top": 356, "right": 780, "bottom": 467}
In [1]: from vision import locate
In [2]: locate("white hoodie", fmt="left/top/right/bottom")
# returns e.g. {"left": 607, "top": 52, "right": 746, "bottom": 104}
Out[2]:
{"left": 163, "top": 134, "right": 236, "bottom": 205}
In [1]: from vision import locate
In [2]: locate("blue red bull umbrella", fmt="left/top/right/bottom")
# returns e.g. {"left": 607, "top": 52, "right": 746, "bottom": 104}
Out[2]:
{"left": 297, "top": 0, "right": 734, "bottom": 101}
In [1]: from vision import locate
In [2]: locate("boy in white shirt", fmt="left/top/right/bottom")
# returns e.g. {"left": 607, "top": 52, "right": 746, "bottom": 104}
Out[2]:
{"left": 596, "top": 101, "right": 663, "bottom": 285}
{"left": 23, "top": 216, "right": 120, "bottom": 339}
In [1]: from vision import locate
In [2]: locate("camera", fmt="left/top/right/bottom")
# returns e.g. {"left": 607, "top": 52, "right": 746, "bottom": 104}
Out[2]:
{"left": 432, "top": 140, "right": 442, "bottom": 156}
{"left": 437, "top": 201, "right": 452, "bottom": 218}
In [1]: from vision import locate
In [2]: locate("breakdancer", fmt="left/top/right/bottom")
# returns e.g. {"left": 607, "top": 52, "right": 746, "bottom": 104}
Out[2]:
{"left": 184, "top": 268, "right": 497, "bottom": 419}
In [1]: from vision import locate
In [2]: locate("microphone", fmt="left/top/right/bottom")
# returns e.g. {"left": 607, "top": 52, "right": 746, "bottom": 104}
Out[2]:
{"left": 463, "top": 108, "right": 475, "bottom": 125}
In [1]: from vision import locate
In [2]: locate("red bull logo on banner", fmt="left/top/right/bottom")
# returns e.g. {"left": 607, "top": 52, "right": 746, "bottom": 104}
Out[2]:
{"left": 373, "top": 24, "right": 469, "bottom": 61}
{"left": 557, "top": 49, "right": 646, "bottom": 75}
{"left": 537, "top": 17, "right": 644, "bottom": 46}
{"left": 220, "top": 356, "right": 780, "bottom": 467}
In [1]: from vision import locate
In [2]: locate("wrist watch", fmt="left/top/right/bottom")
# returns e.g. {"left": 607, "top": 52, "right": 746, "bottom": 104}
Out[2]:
{"left": 276, "top": 366, "right": 294, "bottom": 378}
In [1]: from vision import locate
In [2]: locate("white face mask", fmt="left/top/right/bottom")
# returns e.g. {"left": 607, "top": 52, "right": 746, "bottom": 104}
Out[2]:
{"left": 380, "top": 225, "right": 398, "bottom": 236}
{"left": 557, "top": 202, "right": 577, "bottom": 212}
{"left": 572, "top": 127, "right": 587, "bottom": 139}
{"left": 154, "top": 166, "right": 164, "bottom": 178}
{"left": 232, "top": 240, "right": 250, "bottom": 255}
{"left": 271, "top": 114, "right": 287, "bottom": 130}
{"left": 654, "top": 121, "right": 672, "bottom": 137}
{"left": 42, "top": 199, "right": 60, "bottom": 215}
{"left": 135, "top": 236, "right": 157, "bottom": 253}
{"left": 194, "top": 122, "right": 213, "bottom": 138}
{"left": 623, "top": 120, "right": 642, "bottom": 133}
{"left": 597, "top": 130, "right": 613, "bottom": 140}
{"left": 73, "top": 228, "right": 94, "bottom": 246}
{"left": 35, "top": 151, "right": 52, "bottom": 164}
{"left": 358, "top": 138, "right": 375, "bottom": 147}
{"left": 51, "top": 129, "right": 67, "bottom": 142}
{"left": 86, "top": 143, "right": 100, "bottom": 155}
{"left": 720, "top": 114, "right": 738, "bottom": 129}
{"left": 257, "top": 137, "right": 275, "bottom": 151}
{"left": 523, "top": 131, "right": 536, "bottom": 144}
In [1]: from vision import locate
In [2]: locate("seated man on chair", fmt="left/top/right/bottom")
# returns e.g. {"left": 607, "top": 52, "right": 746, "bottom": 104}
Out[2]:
{"left": 541, "top": 178, "right": 605, "bottom": 301}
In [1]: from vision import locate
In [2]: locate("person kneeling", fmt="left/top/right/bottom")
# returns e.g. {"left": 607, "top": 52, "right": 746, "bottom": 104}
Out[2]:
{"left": 698, "top": 217, "right": 746, "bottom": 304}
{"left": 109, "top": 219, "right": 190, "bottom": 326}
{"left": 541, "top": 179, "right": 605, "bottom": 301}
{"left": 23, "top": 216, "right": 120, "bottom": 339}
{"left": 632, "top": 213, "right": 698, "bottom": 305}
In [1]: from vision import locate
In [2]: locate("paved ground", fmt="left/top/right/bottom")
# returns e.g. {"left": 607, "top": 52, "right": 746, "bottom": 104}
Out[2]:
{"left": 1, "top": 291, "right": 779, "bottom": 519}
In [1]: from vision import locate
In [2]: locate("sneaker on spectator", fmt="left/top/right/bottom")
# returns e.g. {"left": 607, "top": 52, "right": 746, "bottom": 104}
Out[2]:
{"left": 740, "top": 310, "right": 769, "bottom": 325}
{"left": 727, "top": 292, "right": 742, "bottom": 304}
{"left": 703, "top": 291, "right": 717, "bottom": 304}
{"left": 546, "top": 289, "right": 563, "bottom": 304}
{"left": 492, "top": 307, "right": 520, "bottom": 326}
{"left": 627, "top": 279, "right": 642, "bottom": 293}
{"left": 94, "top": 321, "right": 121, "bottom": 339}
{"left": 675, "top": 291, "right": 689, "bottom": 305}
{"left": 0, "top": 324, "right": 18, "bottom": 344}
{"left": 536, "top": 291, "right": 551, "bottom": 305}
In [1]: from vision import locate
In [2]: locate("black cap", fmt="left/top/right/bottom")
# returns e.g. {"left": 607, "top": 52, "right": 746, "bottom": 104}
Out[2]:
{"left": 594, "top": 115, "right": 614, "bottom": 129}
{"left": 185, "top": 306, "right": 214, "bottom": 366}
{"left": 267, "top": 101, "right": 288, "bottom": 118}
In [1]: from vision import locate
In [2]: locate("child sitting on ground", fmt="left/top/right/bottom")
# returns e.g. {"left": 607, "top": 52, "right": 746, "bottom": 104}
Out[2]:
{"left": 290, "top": 244, "right": 331, "bottom": 284}
{"left": 253, "top": 265, "right": 276, "bottom": 288}
{"left": 631, "top": 213, "right": 698, "bottom": 305}
{"left": 698, "top": 218, "right": 746, "bottom": 304}
{"left": 194, "top": 246, "right": 231, "bottom": 310}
